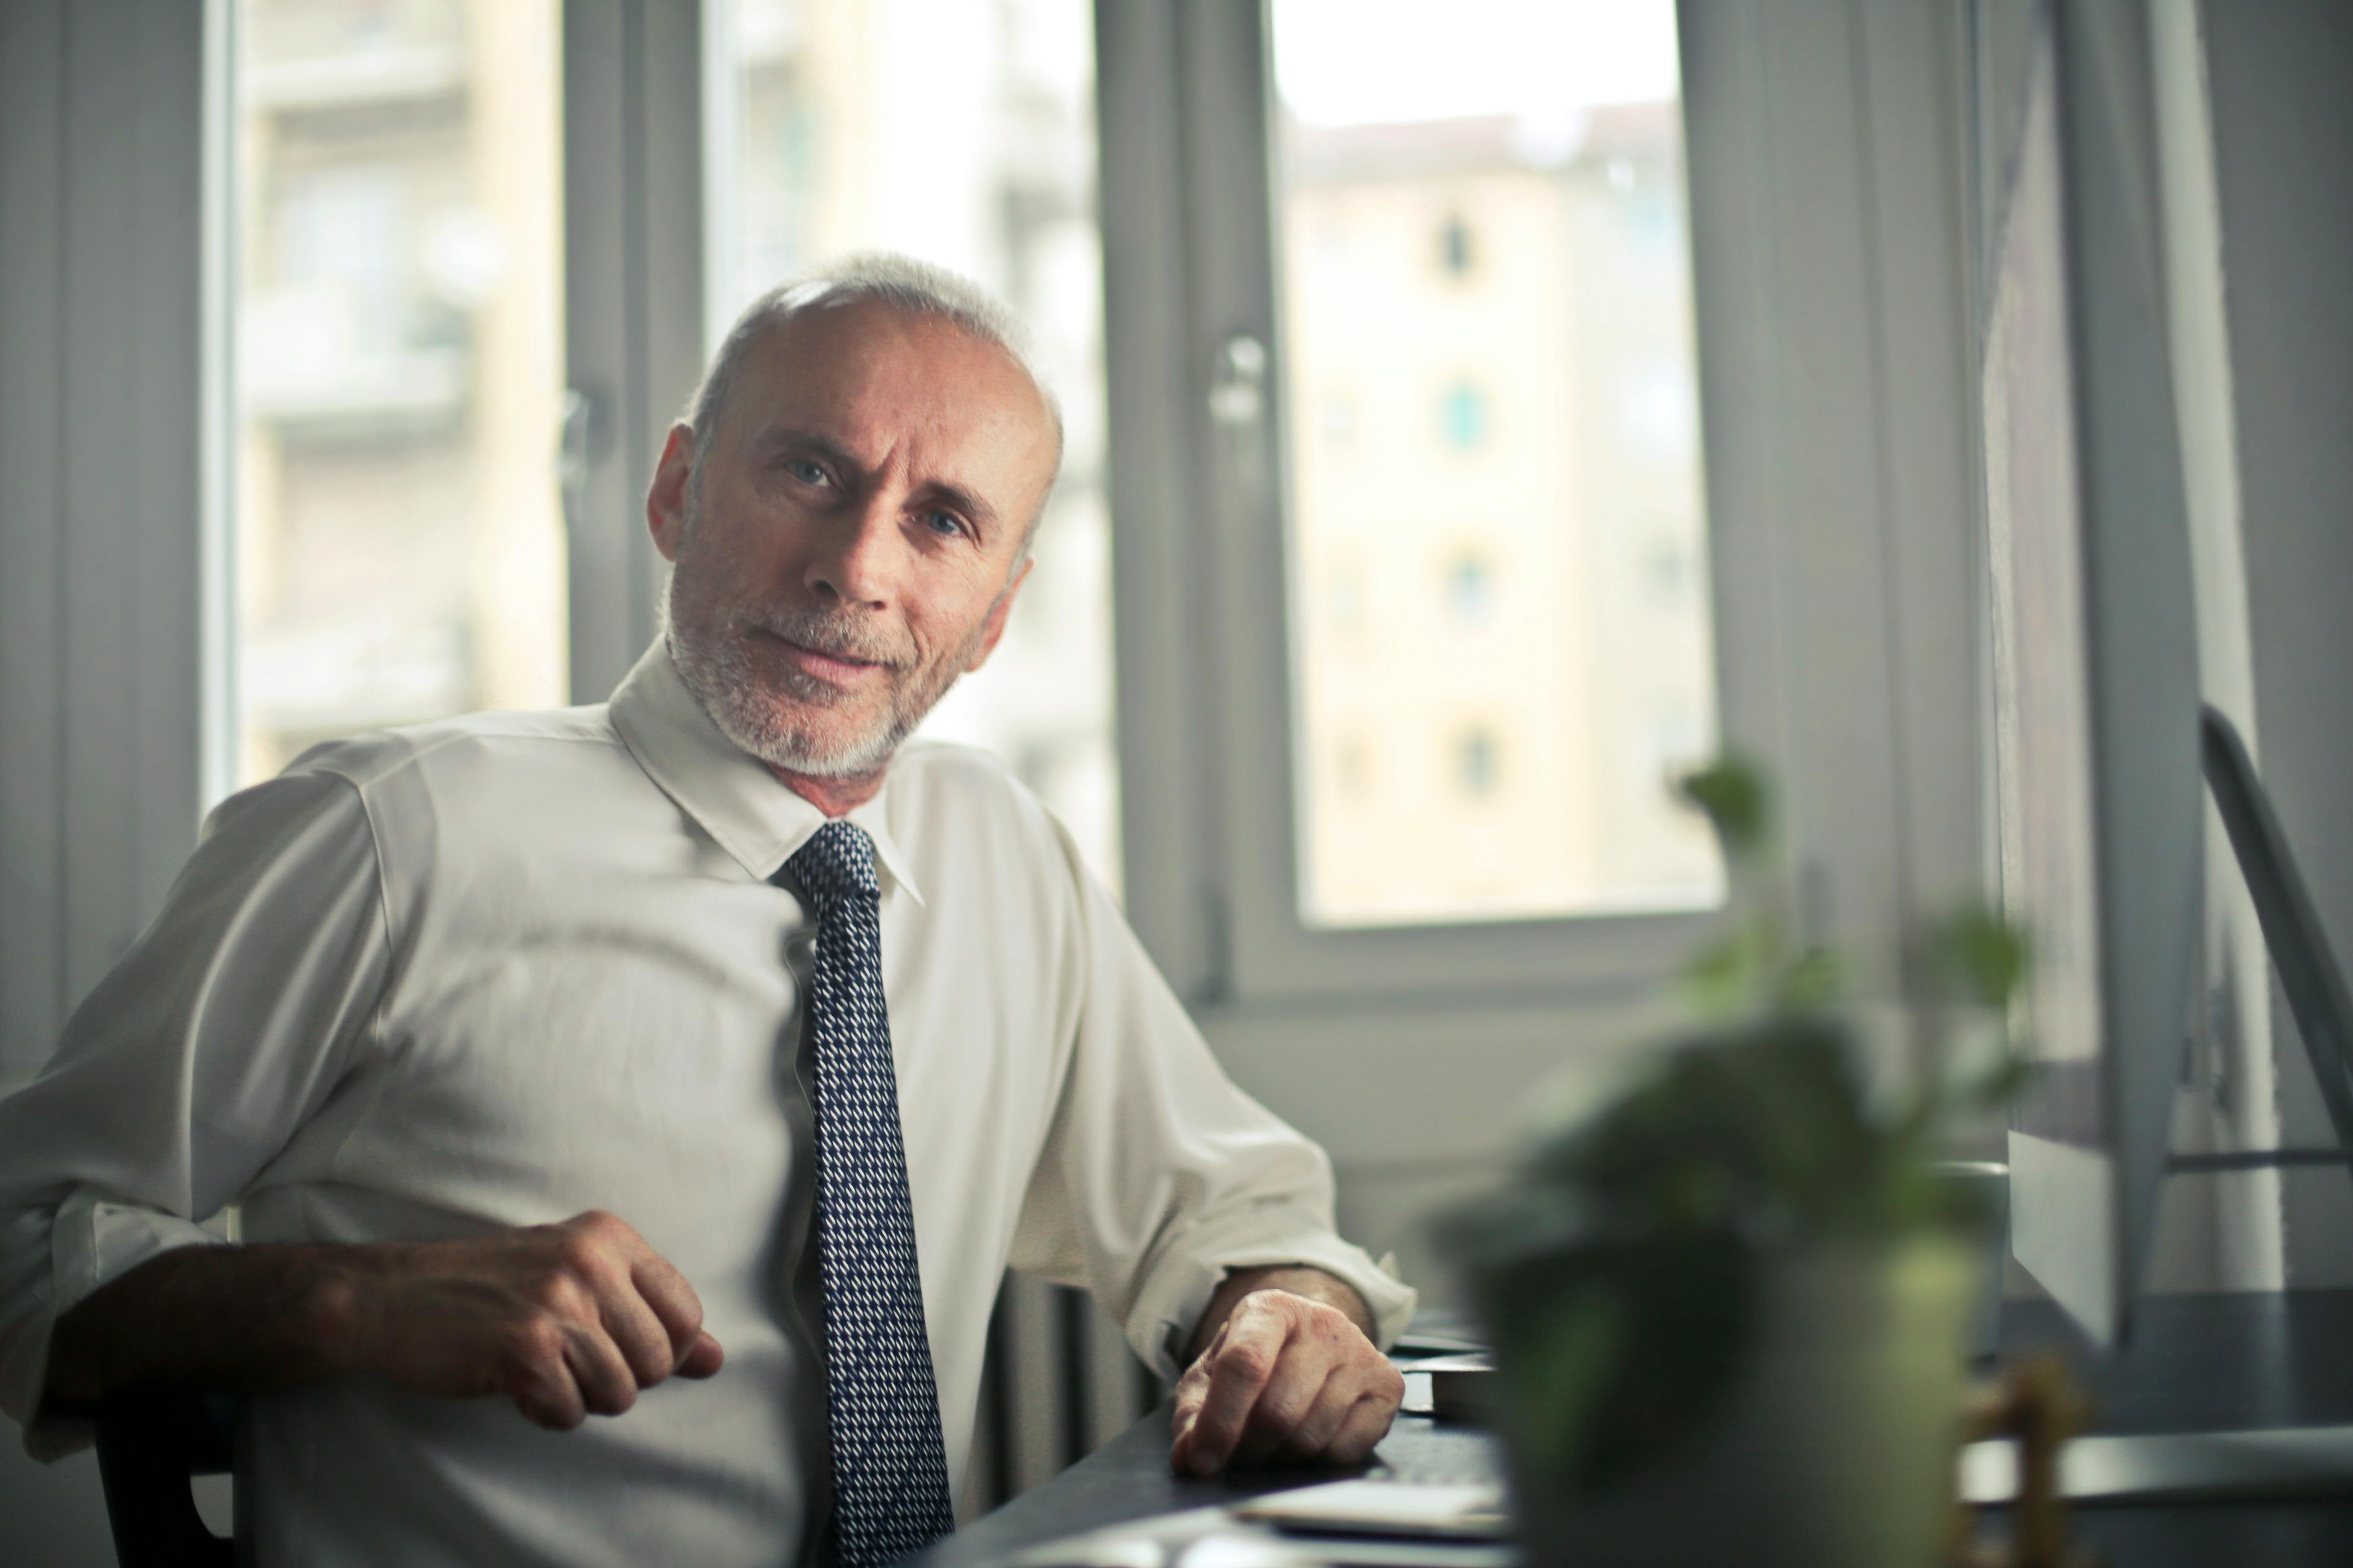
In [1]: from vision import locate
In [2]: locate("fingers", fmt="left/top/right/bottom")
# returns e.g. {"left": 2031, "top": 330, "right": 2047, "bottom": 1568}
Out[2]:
{"left": 1170, "top": 1289, "right": 1404, "bottom": 1475}
{"left": 1271, "top": 1369, "right": 1362, "bottom": 1463}
{"left": 1230, "top": 1355, "right": 1332, "bottom": 1468}
{"left": 562, "top": 1321, "right": 642, "bottom": 1419}
{"left": 676, "top": 1330, "right": 725, "bottom": 1379}
{"left": 1167, "top": 1320, "right": 1226, "bottom": 1471}
{"left": 506, "top": 1320, "right": 588, "bottom": 1431}
{"left": 503, "top": 1211, "right": 720, "bottom": 1428}
{"left": 628, "top": 1249, "right": 711, "bottom": 1372}
{"left": 1325, "top": 1392, "right": 1398, "bottom": 1466}
{"left": 599, "top": 1283, "right": 681, "bottom": 1390}
{"left": 1174, "top": 1300, "right": 1288, "bottom": 1476}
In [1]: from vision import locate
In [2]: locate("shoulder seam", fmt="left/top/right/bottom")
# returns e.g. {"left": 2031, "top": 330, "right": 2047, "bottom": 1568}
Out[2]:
{"left": 298, "top": 721, "right": 622, "bottom": 789}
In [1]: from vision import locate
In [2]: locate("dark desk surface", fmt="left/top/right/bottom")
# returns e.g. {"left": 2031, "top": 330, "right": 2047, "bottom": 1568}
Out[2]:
{"left": 920, "top": 1290, "right": 2353, "bottom": 1568}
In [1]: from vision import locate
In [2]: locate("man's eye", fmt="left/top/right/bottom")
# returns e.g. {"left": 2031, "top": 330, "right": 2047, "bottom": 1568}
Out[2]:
{"left": 924, "top": 511, "right": 967, "bottom": 539}
{"left": 785, "top": 459, "right": 829, "bottom": 486}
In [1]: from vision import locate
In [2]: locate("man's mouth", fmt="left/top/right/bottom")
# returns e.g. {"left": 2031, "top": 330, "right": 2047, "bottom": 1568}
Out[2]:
{"left": 754, "top": 627, "right": 888, "bottom": 685}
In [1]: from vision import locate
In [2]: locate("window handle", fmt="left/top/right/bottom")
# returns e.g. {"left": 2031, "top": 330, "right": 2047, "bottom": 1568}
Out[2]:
{"left": 557, "top": 388, "right": 596, "bottom": 533}
{"left": 1208, "top": 333, "right": 1267, "bottom": 427}
{"left": 1207, "top": 333, "right": 1273, "bottom": 509}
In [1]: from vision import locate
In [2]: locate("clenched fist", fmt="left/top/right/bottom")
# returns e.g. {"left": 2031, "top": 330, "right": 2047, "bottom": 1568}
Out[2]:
{"left": 1169, "top": 1284, "right": 1403, "bottom": 1475}
{"left": 321, "top": 1210, "right": 724, "bottom": 1430}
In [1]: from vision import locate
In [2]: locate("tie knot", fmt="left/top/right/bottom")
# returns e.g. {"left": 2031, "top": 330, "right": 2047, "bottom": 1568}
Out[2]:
{"left": 788, "top": 820, "right": 880, "bottom": 903}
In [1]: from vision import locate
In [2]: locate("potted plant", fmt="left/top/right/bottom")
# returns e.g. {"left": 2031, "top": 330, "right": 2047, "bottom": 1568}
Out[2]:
{"left": 1443, "top": 758, "right": 2027, "bottom": 1568}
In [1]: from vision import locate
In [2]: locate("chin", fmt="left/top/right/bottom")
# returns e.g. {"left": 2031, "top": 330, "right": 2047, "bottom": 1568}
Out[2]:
{"left": 729, "top": 695, "right": 898, "bottom": 778}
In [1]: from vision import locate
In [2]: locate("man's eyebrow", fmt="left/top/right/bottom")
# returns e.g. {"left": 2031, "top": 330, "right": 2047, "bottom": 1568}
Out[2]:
{"left": 752, "top": 426, "right": 863, "bottom": 470}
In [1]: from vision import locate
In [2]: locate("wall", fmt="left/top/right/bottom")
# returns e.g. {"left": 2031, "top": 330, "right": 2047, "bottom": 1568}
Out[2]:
{"left": 0, "top": 0, "right": 216, "bottom": 1085}
{"left": 2198, "top": 0, "right": 2353, "bottom": 1287}
{"left": 1, "top": 1, "right": 215, "bottom": 1556}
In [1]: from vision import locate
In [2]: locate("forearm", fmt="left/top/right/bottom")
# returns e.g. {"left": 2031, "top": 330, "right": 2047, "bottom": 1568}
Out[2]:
{"left": 1186, "top": 1264, "right": 1375, "bottom": 1362}
{"left": 44, "top": 1241, "right": 368, "bottom": 1409}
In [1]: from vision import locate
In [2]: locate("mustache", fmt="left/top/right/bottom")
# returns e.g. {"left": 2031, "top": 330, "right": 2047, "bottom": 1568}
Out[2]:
{"left": 742, "top": 605, "right": 910, "bottom": 670}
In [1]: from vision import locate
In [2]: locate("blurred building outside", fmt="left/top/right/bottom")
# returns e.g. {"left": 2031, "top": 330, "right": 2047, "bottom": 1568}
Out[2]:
{"left": 235, "top": 0, "right": 568, "bottom": 787}
{"left": 1275, "top": 0, "right": 1725, "bottom": 926}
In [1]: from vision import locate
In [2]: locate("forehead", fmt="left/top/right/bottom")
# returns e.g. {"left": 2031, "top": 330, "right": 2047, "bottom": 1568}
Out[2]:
{"left": 722, "top": 301, "right": 1058, "bottom": 483}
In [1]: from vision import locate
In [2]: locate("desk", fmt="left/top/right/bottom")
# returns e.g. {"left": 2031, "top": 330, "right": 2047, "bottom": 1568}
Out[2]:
{"left": 918, "top": 1290, "right": 2353, "bottom": 1568}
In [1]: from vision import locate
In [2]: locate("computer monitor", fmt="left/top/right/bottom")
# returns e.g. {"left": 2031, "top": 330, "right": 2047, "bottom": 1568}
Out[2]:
{"left": 1979, "top": 0, "right": 2205, "bottom": 1352}
{"left": 1981, "top": 0, "right": 2353, "bottom": 1359}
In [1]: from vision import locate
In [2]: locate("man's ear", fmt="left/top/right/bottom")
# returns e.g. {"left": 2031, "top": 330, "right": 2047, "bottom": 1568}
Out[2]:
{"left": 646, "top": 423, "right": 698, "bottom": 563}
{"left": 965, "top": 557, "right": 1035, "bottom": 673}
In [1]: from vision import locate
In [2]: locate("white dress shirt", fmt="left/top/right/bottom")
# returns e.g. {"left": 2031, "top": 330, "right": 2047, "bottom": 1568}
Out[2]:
{"left": 0, "top": 640, "right": 1413, "bottom": 1567}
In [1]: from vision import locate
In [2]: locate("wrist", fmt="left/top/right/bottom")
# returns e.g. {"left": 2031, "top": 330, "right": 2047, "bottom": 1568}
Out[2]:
{"left": 298, "top": 1244, "right": 393, "bottom": 1381}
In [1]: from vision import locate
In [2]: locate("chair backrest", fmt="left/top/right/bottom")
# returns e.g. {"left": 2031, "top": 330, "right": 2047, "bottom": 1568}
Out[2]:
{"left": 94, "top": 1390, "right": 238, "bottom": 1567}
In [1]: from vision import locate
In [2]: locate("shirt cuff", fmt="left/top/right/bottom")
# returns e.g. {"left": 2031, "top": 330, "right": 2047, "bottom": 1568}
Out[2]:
{"left": 1124, "top": 1210, "right": 1419, "bottom": 1381}
{"left": 4, "top": 1190, "right": 221, "bottom": 1460}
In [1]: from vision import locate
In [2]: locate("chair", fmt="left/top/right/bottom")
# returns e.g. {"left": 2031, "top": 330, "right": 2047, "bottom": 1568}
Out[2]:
{"left": 94, "top": 1390, "right": 238, "bottom": 1567}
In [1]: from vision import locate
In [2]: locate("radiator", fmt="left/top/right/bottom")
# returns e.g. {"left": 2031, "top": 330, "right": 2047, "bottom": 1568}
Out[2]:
{"left": 962, "top": 1274, "right": 1160, "bottom": 1519}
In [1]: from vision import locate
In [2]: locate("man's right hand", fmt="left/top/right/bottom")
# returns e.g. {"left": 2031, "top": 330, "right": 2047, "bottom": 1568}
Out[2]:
{"left": 325, "top": 1210, "right": 725, "bottom": 1430}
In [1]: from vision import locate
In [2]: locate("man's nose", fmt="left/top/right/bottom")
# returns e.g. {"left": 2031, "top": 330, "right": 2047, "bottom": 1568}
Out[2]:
{"left": 802, "top": 492, "right": 900, "bottom": 609}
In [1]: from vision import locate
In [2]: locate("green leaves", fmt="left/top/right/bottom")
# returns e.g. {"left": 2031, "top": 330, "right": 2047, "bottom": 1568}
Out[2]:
{"left": 1674, "top": 756, "right": 1772, "bottom": 862}
{"left": 1439, "top": 753, "right": 2035, "bottom": 1497}
{"left": 1932, "top": 907, "right": 2032, "bottom": 1010}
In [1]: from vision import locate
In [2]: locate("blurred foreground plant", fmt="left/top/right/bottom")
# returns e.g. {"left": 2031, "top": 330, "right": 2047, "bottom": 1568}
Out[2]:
{"left": 1443, "top": 755, "right": 2030, "bottom": 1496}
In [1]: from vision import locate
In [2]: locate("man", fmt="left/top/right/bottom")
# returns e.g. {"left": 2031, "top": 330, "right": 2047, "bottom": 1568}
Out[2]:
{"left": 0, "top": 255, "right": 1412, "bottom": 1566}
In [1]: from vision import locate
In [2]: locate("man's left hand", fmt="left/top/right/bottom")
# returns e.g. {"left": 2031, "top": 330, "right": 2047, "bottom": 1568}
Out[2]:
{"left": 1169, "top": 1285, "right": 1404, "bottom": 1475}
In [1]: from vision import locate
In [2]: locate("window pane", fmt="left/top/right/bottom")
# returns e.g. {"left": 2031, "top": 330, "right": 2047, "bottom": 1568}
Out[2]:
{"left": 232, "top": 0, "right": 568, "bottom": 786}
{"left": 707, "top": 0, "right": 1120, "bottom": 894}
{"left": 1272, "top": 0, "right": 1724, "bottom": 927}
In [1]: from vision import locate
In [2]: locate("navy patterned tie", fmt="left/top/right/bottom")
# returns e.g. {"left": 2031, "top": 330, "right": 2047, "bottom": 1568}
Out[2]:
{"left": 788, "top": 821, "right": 956, "bottom": 1567}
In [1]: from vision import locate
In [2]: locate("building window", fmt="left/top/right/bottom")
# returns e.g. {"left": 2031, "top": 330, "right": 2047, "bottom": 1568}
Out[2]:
{"left": 1446, "top": 553, "right": 1494, "bottom": 625}
{"left": 1455, "top": 727, "right": 1500, "bottom": 797}
{"left": 1438, "top": 381, "right": 1489, "bottom": 453}
{"left": 1438, "top": 213, "right": 1476, "bottom": 278}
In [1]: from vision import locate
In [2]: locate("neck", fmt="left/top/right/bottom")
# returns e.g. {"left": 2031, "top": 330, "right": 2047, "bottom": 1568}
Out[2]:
{"left": 768, "top": 761, "right": 887, "bottom": 818}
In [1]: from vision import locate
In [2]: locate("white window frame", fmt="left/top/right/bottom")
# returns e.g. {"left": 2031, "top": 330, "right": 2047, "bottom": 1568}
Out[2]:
{"left": 562, "top": 0, "right": 708, "bottom": 703}
{"left": 1098, "top": 0, "right": 1988, "bottom": 1032}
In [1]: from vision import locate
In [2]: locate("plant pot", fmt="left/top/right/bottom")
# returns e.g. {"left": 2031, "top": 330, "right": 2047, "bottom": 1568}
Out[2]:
{"left": 1497, "top": 1234, "right": 1983, "bottom": 1568}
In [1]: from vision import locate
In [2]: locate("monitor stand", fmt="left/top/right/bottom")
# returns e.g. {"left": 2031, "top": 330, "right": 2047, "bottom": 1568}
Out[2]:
{"left": 2201, "top": 706, "right": 2353, "bottom": 1156}
{"left": 1973, "top": 709, "right": 2353, "bottom": 1504}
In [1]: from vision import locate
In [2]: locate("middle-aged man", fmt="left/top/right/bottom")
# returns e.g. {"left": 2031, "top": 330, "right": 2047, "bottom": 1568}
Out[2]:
{"left": 0, "top": 254, "right": 1414, "bottom": 1566}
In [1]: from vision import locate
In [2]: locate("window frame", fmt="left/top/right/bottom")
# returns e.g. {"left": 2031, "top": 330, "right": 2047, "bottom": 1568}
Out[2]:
{"left": 562, "top": 0, "right": 707, "bottom": 704}
{"left": 1102, "top": 0, "right": 1829, "bottom": 1011}
{"left": 1100, "top": 0, "right": 1986, "bottom": 1039}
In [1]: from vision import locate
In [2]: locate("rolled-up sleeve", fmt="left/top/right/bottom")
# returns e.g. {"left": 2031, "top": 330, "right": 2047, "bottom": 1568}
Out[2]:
{"left": 0, "top": 768, "right": 388, "bottom": 1458}
{"left": 1007, "top": 826, "right": 1417, "bottom": 1380}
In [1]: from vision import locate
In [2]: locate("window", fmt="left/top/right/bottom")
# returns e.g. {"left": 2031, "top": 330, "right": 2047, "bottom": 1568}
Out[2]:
{"left": 1455, "top": 727, "right": 1500, "bottom": 797}
{"left": 1437, "top": 382, "right": 1489, "bottom": 453}
{"left": 1274, "top": 0, "right": 1722, "bottom": 929}
{"left": 707, "top": 0, "right": 1120, "bottom": 893}
{"left": 1437, "top": 213, "right": 1476, "bottom": 278}
{"left": 1445, "top": 552, "right": 1495, "bottom": 626}
{"left": 231, "top": 0, "right": 567, "bottom": 784}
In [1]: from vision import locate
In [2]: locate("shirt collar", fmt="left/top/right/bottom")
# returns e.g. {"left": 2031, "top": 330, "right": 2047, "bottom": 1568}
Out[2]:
{"left": 607, "top": 639, "right": 926, "bottom": 905}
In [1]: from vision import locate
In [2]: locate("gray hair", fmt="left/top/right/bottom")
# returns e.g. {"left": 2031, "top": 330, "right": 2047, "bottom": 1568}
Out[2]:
{"left": 683, "top": 251, "right": 1065, "bottom": 488}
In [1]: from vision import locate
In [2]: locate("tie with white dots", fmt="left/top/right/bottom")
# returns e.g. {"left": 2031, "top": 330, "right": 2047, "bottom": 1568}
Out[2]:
{"left": 787, "top": 821, "right": 955, "bottom": 1568}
